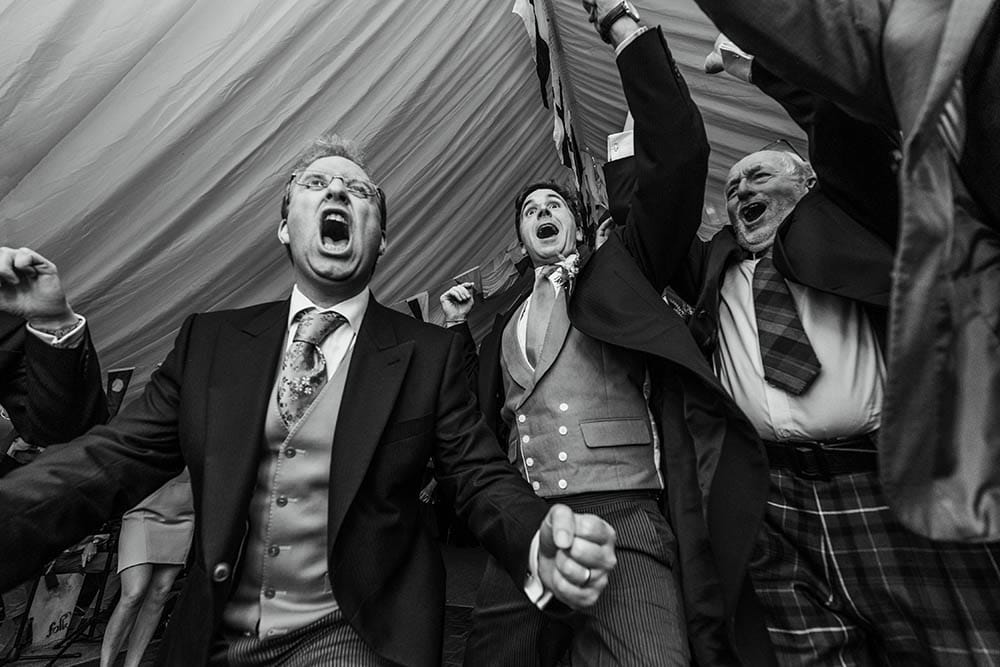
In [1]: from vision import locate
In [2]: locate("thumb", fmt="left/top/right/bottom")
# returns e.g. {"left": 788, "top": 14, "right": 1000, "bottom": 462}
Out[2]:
{"left": 539, "top": 504, "right": 576, "bottom": 558}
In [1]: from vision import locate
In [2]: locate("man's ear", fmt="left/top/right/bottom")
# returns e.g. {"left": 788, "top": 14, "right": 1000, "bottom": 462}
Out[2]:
{"left": 576, "top": 225, "right": 584, "bottom": 243}
{"left": 378, "top": 234, "right": 387, "bottom": 256}
{"left": 277, "top": 219, "right": 290, "bottom": 245}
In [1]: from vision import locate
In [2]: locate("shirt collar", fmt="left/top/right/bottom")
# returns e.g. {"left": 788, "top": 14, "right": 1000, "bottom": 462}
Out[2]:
{"left": 287, "top": 284, "right": 370, "bottom": 334}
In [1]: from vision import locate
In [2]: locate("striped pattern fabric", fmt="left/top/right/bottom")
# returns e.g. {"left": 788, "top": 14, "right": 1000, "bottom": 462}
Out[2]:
{"left": 464, "top": 494, "right": 688, "bottom": 666}
{"left": 209, "top": 609, "right": 394, "bottom": 666}
{"left": 750, "top": 469, "right": 1000, "bottom": 666}
{"left": 276, "top": 309, "right": 346, "bottom": 427}
{"left": 938, "top": 78, "right": 966, "bottom": 162}
{"left": 752, "top": 255, "right": 821, "bottom": 395}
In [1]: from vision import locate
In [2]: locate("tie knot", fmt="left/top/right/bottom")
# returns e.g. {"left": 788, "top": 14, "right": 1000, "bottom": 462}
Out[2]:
{"left": 741, "top": 245, "right": 773, "bottom": 263}
{"left": 294, "top": 309, "right": 347, "bottom": 346}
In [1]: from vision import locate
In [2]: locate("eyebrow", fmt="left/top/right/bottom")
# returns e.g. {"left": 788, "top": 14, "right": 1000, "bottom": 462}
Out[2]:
{"left": 524, "top": 194, "right": 564, "bottom": 209}
{"left": 726, "top": 164, "right": 768, "bottom": 189}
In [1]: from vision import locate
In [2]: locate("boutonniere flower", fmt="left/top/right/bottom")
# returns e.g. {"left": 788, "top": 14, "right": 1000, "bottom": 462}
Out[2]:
{"left": 553, "top": 253, "right": 580, "bottom": 289}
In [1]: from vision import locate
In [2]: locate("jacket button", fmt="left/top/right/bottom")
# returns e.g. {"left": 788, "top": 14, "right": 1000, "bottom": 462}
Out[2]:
{"left": 212, "top": 562, "right": 232, "bottom": 582}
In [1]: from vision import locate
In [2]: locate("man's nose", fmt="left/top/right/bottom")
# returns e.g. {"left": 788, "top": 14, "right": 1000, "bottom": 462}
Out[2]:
{"left": 324, "top": 177, "right": 350, "bottom": 201}
{"left": 538, "top": 207, "right": 551, "bottom": 218}
{"left": 735, "top": 179, "right": 752, "bottom": 199}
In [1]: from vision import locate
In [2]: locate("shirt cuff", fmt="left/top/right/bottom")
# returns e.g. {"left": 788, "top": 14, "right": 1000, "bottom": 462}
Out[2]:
{"left": 614, "top": 25, "right": 650, "bottom": 56}
{"left": 607, "top": 130, "right": 634, "bottom": 161}
{"left": 26, "top": 315, "right": 87, "bottom": 349}
{"left": 721, "top": 43, "right": 754, "bottom": 83}
{"left": 524, "top": 530, "right": 553, "bottom": 609}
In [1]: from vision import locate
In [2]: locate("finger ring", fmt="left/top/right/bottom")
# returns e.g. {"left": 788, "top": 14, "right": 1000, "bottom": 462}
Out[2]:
{"left": 583, "top": 567, "right": 592, "bottom": 586}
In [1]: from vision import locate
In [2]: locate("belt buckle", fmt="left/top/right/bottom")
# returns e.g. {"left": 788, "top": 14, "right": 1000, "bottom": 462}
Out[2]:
{"left": 791, "top": 441, "right": 831, "bottom": 482}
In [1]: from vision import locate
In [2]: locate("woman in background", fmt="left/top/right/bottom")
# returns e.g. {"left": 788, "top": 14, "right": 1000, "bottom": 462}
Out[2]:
{"left": 100, "top": 470, "right": 193, "bottom": 667}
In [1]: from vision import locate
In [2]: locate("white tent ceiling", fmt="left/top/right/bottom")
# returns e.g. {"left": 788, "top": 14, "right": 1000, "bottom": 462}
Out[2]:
{"left": 0, "top": 0, "right": 803, "bottom": 396}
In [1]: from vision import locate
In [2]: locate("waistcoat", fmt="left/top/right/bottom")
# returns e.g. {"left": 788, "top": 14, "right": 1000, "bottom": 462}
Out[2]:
{"left": 500, "top": 301, "right": 660, "bottom": 498}
{"left": 223, "top": 343, "right": 353, "bottom": 638}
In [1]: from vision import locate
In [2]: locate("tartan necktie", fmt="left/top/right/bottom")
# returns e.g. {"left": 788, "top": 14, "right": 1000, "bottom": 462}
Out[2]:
{"left": 276, "top": 308, "right": 347, "bottom": 427}
{"left": 752, "top": 254, "right": 821, "bottom": 395}
{"left": 525, "top": 265, "right": 561, "bottom": 367}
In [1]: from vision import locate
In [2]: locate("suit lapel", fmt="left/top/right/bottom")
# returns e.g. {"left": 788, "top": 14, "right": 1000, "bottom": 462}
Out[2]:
{"left": 203, "top": 301, "right": 287, "bottom": 562}
{"left": 328, "top": 300, "right": 414, "bottom": 545}
{"left": 501, "top": 301, "right": 533, "bottom": 392}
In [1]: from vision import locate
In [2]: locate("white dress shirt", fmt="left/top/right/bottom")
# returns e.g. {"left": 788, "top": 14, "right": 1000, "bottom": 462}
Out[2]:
{"left": 715, "top": 258, "right": 885, "bottom": 441}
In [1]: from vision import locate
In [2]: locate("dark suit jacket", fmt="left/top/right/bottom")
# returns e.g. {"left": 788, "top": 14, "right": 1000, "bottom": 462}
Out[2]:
{"left": 669, "top": 66, "right": 899, "bottom": 361}
{"left": 693, "top": 0, "right": 1000, "bottom": 541}
{"left": 0, "top": 297, "right": 548, "bottom": 667}
{"left": 0, "top": 312, "right": 107, "bottom": 450}
{"left": 604, "top": 64, "right": 899, "bottom": 360}
{"left": 479, "top": 29, "right": 771, "bottom": 666}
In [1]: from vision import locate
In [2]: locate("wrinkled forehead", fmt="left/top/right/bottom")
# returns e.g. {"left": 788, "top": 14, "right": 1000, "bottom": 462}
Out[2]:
{"left": 522, "top": 188, "right": 567, "bottom": 211}
{"left": 726, "top": 150, "right": 794, "bottom": 184}
{"left": 304, "top": 155, "right": 370, "bottom": 180}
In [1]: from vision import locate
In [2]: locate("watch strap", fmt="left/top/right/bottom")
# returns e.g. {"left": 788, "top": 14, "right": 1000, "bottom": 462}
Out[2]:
{"left": 598, "top": 1, "right": 639, "bottom": 44}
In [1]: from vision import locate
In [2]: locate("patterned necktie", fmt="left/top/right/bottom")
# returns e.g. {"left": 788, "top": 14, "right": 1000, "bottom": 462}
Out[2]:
{"left": 276, "top": 308, "right": 347, "bottom": 427}
{"left": 752, "top": 253, "right": 821, "bottom": 395}
{"left": 525, "top": 265, "right": 560, "bottom": 367}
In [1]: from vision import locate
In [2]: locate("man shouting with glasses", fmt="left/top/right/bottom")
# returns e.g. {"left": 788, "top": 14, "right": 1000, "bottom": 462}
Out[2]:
{"left": 0, "top": 135, "right": 618, "bottom": 667}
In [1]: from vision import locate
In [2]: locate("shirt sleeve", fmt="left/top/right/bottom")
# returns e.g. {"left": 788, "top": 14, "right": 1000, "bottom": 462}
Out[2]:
{"left": 25, "top": 315, "right": 87, "bottom": 349}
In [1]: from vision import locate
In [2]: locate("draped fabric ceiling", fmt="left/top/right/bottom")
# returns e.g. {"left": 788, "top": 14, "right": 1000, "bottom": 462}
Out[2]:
{"left": 0, "top": 0, "right": 803, "bottom": 398}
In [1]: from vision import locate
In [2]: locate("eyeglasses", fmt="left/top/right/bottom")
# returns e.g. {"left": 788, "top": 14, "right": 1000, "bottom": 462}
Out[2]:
{"left": 292, "top": 170, "right": 380, "bottom": 199}
{"left": 756, "top": 138, "right": 804, "bottom": 159}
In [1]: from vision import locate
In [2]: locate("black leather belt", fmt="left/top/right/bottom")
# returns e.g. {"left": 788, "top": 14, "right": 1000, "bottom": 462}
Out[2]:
{"left": 763, "top": 433, "right": 878, "bottom": 481}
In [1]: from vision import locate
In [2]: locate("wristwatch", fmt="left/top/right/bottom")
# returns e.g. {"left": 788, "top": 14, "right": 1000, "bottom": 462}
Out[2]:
{"left": 598, "top": 1, "right": 641, "bottom": 45}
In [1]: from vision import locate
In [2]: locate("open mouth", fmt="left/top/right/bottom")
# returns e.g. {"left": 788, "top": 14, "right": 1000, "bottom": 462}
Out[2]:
{"left": 321, "top": 211, "right": 350, "bottom": 247}
{"left": 740, "top": 202, "right": 767, "bottom": 223}
{"left": 536, "top": 222, "right": 559, "bottom": 240}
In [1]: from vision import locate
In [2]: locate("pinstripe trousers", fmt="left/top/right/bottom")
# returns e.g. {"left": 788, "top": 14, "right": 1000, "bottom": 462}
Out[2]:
{"left": 463, "top": 493, "right": 688, "bottom": 667}
{"left": 207, "top": 608, "right": 396, "bottom": 666}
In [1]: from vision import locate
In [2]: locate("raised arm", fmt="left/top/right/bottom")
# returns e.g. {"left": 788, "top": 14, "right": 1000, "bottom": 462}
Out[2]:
{"left": 693, "top": 0, "right": 897, "bottom": 131}
{"left": 585, "top": 0, "right": 710, "bottom": 292}
{"left": 0, "top": 247, "right": 108, "bottom": 446}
